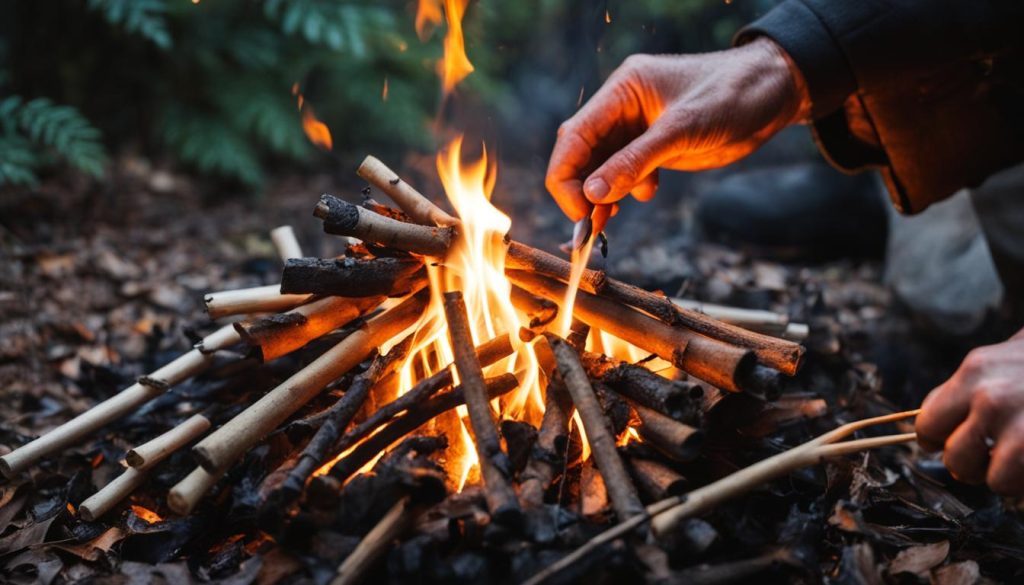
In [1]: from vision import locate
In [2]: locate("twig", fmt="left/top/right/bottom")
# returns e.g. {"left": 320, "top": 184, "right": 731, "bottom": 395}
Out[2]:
{"left": 204, "top": 284, "right": 312, "bottom": 320}
{"left": 331, "top": 496, "right": 415, "bottom": 585}
{"left": 234, "top": 294, "right": 385, "bottom": 362}
{"left": 270, "top": 225, "right": 303, "bottom": 262}
{"left": 192, "top": 289, "right": 428, "bottom": 473}
{"left": 78, "top": 466, "right": 150, "bottom": 522}
{"left": 167, "top": 465, "right": 228, "bottom": 515}
{"left": 585, "top": 353, "right": 703, "bottom": 422}
{"left": 545, "top": 334, "right": 644, "bottom": 520}
{"left": 520, "top": 410, "right": 921, "bottom": 585}
{"left": 634, "top": 403, "right": 703, "bottom": 462}
{"left": 629, "top": 458, "right": 688, "bottom": 501}
{"left": 0, "top": 325, "right": 239, "bottom": 478}
{"left": 281, "top": 257, "right": 426, "bottom": 298}
{"left": 443, "top": 292, "right": 522, "bottom": 525}
{"left": 315, "top": 194, "right": 454, "bottom": 257}
{"left": 519, "top": 377, "right": 573, "bottom": 508}
{"left": 357, "top": 156, "right": 459, "bottom": 227}
{"left": 126, "top": 411, "right": 213, "bottom": 468}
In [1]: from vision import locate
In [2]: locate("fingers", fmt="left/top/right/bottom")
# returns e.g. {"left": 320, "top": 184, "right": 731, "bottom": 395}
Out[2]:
{"left": 546, "top": 130, "right": 595, "bottom": 222}
{"left": 942, "top": 411, "right": 991, "bottom": 484}
{"left": 988, "top": 414, "right": 1024, "bottom": 495}
{"left": 583, "top": 122, "right": 674, "bottom": 205}
{"left": 916, "top": 379, "right": 972, "bottom": 452}
{"left": 631, "top": 170, "right": 659, "bottom": 202}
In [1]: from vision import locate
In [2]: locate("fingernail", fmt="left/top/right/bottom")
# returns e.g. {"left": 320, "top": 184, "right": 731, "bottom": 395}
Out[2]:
{"left": 584, "top": 177, "right": 610, "bottom": 202}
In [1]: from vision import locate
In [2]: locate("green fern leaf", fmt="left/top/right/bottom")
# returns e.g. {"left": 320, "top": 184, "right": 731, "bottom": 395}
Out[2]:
{"left": 0, "top": 135, "right": 41, "bottom": 187}
{"left": 161, "top": 105, "right": 264, "bottom": 186}
{"left": 15, "top": 98, "right": 108, "bottom": 178}
{"left": 87, "top": 0, "right": 172, "bottom": 49}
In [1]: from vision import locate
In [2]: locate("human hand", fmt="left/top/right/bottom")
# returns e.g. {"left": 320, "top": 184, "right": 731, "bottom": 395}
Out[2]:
{"left": 546, "top": 37, "right": 810, "bottom": 222}
{"left": 916, "top": 328, "right": 1024, "bottom": 495}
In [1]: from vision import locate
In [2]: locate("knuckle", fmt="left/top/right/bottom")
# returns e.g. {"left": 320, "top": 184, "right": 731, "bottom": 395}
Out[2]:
{"left": 970, "top": 384, "right": 1007, "bottom": 418}
{"left": 961, "top": 348, "right": 990, "bottom": 376}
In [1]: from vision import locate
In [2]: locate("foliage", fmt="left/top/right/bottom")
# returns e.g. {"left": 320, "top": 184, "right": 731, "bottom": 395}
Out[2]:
{"left": 86, "top": 0, "right": 172, "bottom": 49}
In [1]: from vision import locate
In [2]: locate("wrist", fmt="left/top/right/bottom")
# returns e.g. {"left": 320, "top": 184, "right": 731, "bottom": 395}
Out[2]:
{"left": 752, "top": 37, "right": 811, "bottom": 124}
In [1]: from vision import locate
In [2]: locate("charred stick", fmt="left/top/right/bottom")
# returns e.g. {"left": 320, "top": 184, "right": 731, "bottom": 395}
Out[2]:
{"left": 280, "top": 256, "right": 426, "bottom": 298}
{"left": 633, "top": 404, "right": 703, "bottom": 463}
{"left": 545, "top": 334, "right": 644, "bottom": 520}
{"left": 167, "top": 465, "right": 228, "bottom": 515}
{"left": 443, "top": 292, "right": 522, "bottom": 524}
{"left": 234, "top": 295, "right": 385, "bottom": 362}
{"left": 273, "top": 336, "right": 414, "bottom": 508}
{"left": 509, "top": 271, "right": 756, "bottom": 393}
{"left": 323, "top": 374, "right": 519, "bottom": 486}
{"left": 519, "top": 377, "right": 573, "bottom": 509}
{"left": 192, "top": 289, "right": 429, "bottom": 473}
{"left": 205, "top": 284, "right": 312, "bottom": 320}
{"left": 357, "top": 156, "right": 459, "bottom": 227}
{"left": 78, "top": 466, "right": 150, "bottom": 521}
{"left": 505, "top": 241, "right": 803, "bottom": 375}
{"left": 629, "top": 458, "right": 689, "bottom": 501}
{"left": 315, "top": 194, "right": 454, "bottom": 257}
{"left": 270, "top": 225, "right": 303, "bottom": 262}
{"left": 584, "top": 353, "right": 703, "bottom": 423}
{"left": 328, "top": 333, "right": 514, "bottom": 461}
{"left": 0, "top": 325, "right": 240, "bottom": 478}
{"left": 510, "top": 285, "right": 559, "bottom": 329}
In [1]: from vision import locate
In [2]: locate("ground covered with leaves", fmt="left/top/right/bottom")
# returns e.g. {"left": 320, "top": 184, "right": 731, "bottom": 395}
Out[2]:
{"left": 1, "top": 160, "right": 1022, "bottom": 584}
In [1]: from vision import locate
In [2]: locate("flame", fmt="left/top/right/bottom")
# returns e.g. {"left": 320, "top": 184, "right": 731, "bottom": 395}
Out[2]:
{"left": 415, "top": 0, "right": 443, "bottom": 41}
{"left": 131, "top": 504, "right": 163, "bottom": 523}
{"left": 382, "top": 76, "right": 389, "bottom": 102}
{"left": 438, "top": 0, "right": 474, "bottom": 96}
{"left": 605, "top": 9, "right": 611, "bottom": 23}
{"left": 617, "top": 426, "right": 641, "bottom": 447}
{"left": 291, "top": 83, "right": 333, "bottom": 151}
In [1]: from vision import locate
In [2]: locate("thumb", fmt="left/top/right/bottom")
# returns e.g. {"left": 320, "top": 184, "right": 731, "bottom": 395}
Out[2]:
{"left": 583, "top": 123, "right": 673, "bottom": 204}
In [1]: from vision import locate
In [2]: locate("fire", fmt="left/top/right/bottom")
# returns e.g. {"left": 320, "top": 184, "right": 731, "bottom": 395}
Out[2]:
{"left": 415, "top": 0, "right": 443, "bottom": 41}
{"left": 291, "top": 83, "right": 333, "bottom": 151}
{"left": 130, "top": 504, "right": 163, "bottom": 523}
{"left": 438, "top": 0, "right": 474, "bottom": 96}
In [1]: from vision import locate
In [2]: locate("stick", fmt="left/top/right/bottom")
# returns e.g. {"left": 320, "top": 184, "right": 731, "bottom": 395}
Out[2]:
{"left": 270, "top": 225, "right": 303, "bottom": 262}
{"left": 0, "top": 325, "right": 239, "bottom": 478}
{"left": 629, "top": 458, "right": 688, "bottom": 501}
{"left": 443, "top": 292, "right": 522, "bottom": 525}
{"left": 234, "top": 295, "right": 385, "bottom": 362}
{"left": 205, "top": 284, "right": 312, "bottom": 320}
{"left": 545, "top": 334, "right": 644, "bottom": 520}
{"left": 315, "top": 194, "right": 454, "bottom": 257}
{"left": 192, "top": 289, "right": 429, "bottom": 473}
{"left": 280, "top": 257, "right": 426, "bottom": 298}
{"left": 331, "top": 497, "right": 415, "bottom": 585}
{"left": 323, "top": 374, "right": 519, "bottom": 485}
{"left": 505, "top": 241, "right": 803, "bottom": 375}
{"left": 126, "top": 411, "right": 213, "bottom": 468}
{"left": 357, "top": 156, "right": 458, "bottom": 227}
{"left": 167, "top": 465, "right": 228, "bottom": 515}
{"left": 519, "top": 377, "right": 573, "bottom": 508}
{"left": 520, "top": 410, "right": 921, "bottom": 585}
{"left": 78, "top": 466, "right": 150, "bottom": 521}
{"left": 273, "top": 336, "right": 414, "bottom": 508}
{"left": 510, "top": 285, "right": 559, "bottom": 329}
{"left": 633, "top": 403, "right": 703, "bottom": 463}
{"left": 585, "top": 353, "right": 703, "bottom": 423}
{"left": 509, "top": 271, "right": 756, "bottom": 393}
{"left": 671, "top": 298, "right": 795, "bottom": 337}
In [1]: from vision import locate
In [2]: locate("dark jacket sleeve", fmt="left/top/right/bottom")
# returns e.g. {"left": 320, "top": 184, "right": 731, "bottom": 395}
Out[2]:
{"left": 736, "top": 0, "right": 1024, "bottom": 214}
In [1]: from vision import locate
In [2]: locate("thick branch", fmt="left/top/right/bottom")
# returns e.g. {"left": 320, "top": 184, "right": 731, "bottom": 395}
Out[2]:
{"left": 315, "top": 194, "right": 454, "bottom": 257}
{"left": 633, "top": 403, "right": 703, "bottom": 463}
{"left": 281, "top": 256, "right": 426, "bottom": 298}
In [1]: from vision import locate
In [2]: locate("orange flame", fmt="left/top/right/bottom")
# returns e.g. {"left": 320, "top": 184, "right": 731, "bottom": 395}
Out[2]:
{"left": 131, "top": 504, "right": 163, "bottom": 523}
{"left": 438, "top": 0, "right": 474, "bottom": 96}
{"left": 292, "top": 83, "right": 333, "bottom": 151}
{"left": 415, "top": 0, "right": 443, "bottom": 41}
{"left": 382, "top": 76, "right": 389, "bottom": 102}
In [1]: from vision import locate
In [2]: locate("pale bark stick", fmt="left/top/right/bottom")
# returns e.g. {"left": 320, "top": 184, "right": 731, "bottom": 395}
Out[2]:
{"left": 545, "top": 334, "right": 644, "bottom": 521}
{"left": 0, "top": 325, "right": 239, "bottom": 478}
{"left": 205, "top": 284, "right": 312, "bottom": 320}
{"left": 168, "top": 465, "right": 228, "bottom": 515}
{"left": 126, "top": 412, "right": 212, "bottom": 468}
{"left": 234, "top": 294, "right": 385, "bottom": 362}
{"left": 331, "top": 497, "right": 415, "bottom": 585}
{"left": 192, "top": 289, "right": 429, "bottom": 473}
{"left": 270, "top": 225, "right": 303, "bottom": 262}
{"left": 357, "top": 156, "right": 458, "bottom": 227}
{"left": 443, "top": 291, "right": 521, "bottom": 525}
{"left": 78, "top": 466, "right": 150, "bottom": 521}
{"left": 315, "top": 194, "right": 454, "bottom": 257}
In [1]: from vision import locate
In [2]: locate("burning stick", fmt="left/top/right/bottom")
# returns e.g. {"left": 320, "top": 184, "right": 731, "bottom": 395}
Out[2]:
{"left": 323, "top": 374, "right": 519, "bottom": 485}
{"left": 633, "top": 404, "right": 703, "bottom": 463}
{"left": 545, "top": 334, "right": 645, "bottom": 520}
{"left": 192, "top": 289, "right": 429, "bottom": 473}
{"left": 584, "top": 353, "right": 703, "bottom": 422}
{"left": 510, "top": 271, "right": 757, "bottom": 393}
{"left": 281, "top": 257, "right": 426, "bottom": 298}
{"left": 443, "top": 292, "right": 522, "bottom": 525}
{"left": 270, "top": 225, "right": 303, "bottom": 262}
{"left": 270, "top": 336, "right": 414, "bottom": 510}
{"left": 315, "top": 194, "right": 454, "bottom": 257}
{"left": 205, "top": 284, "right": 312, "bottom": 320}
{"left": 0, "top": 325, "right": 240, "bottom": 478}
{"left": 520, "top": 410, "right": 921, "bottom": 585}
{"left": 126, "top": 410, "right": 214, "bottom": 468}
{"left": 357, "top": 155, "right": 459, "bottom": 227}
{"left": 518, "top": 375, "right": 572, "bottom": 509}
{"left": 234, "top": 295, "right": 385, "bottom": 362}
{"left": 505, "top": 241, "right": 804, "bottom": 375}
{"left": 168, "top": 465, "right": 228, "bottom": 515}
{"left": 79, "top": 466, "right": 150, "bottom": 521}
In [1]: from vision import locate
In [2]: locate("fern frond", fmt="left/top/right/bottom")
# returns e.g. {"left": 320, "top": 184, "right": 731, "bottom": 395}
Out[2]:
{"left": 87, "top": 0, "right": 172, "bottom": 49}
{"left": 212, "top": 78, "right": 312, "bottom": 161}
{"left": 0, "top": 135, "right": 41, "bottom": 187}
{"left": 263, "top": 0, "right": 394, "bottom": 56}
{"left": 161, "top": 105, "right": 264, "bottom": 186}
{"left": 15, "top": 98, "right": 108, "bottom": 177}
